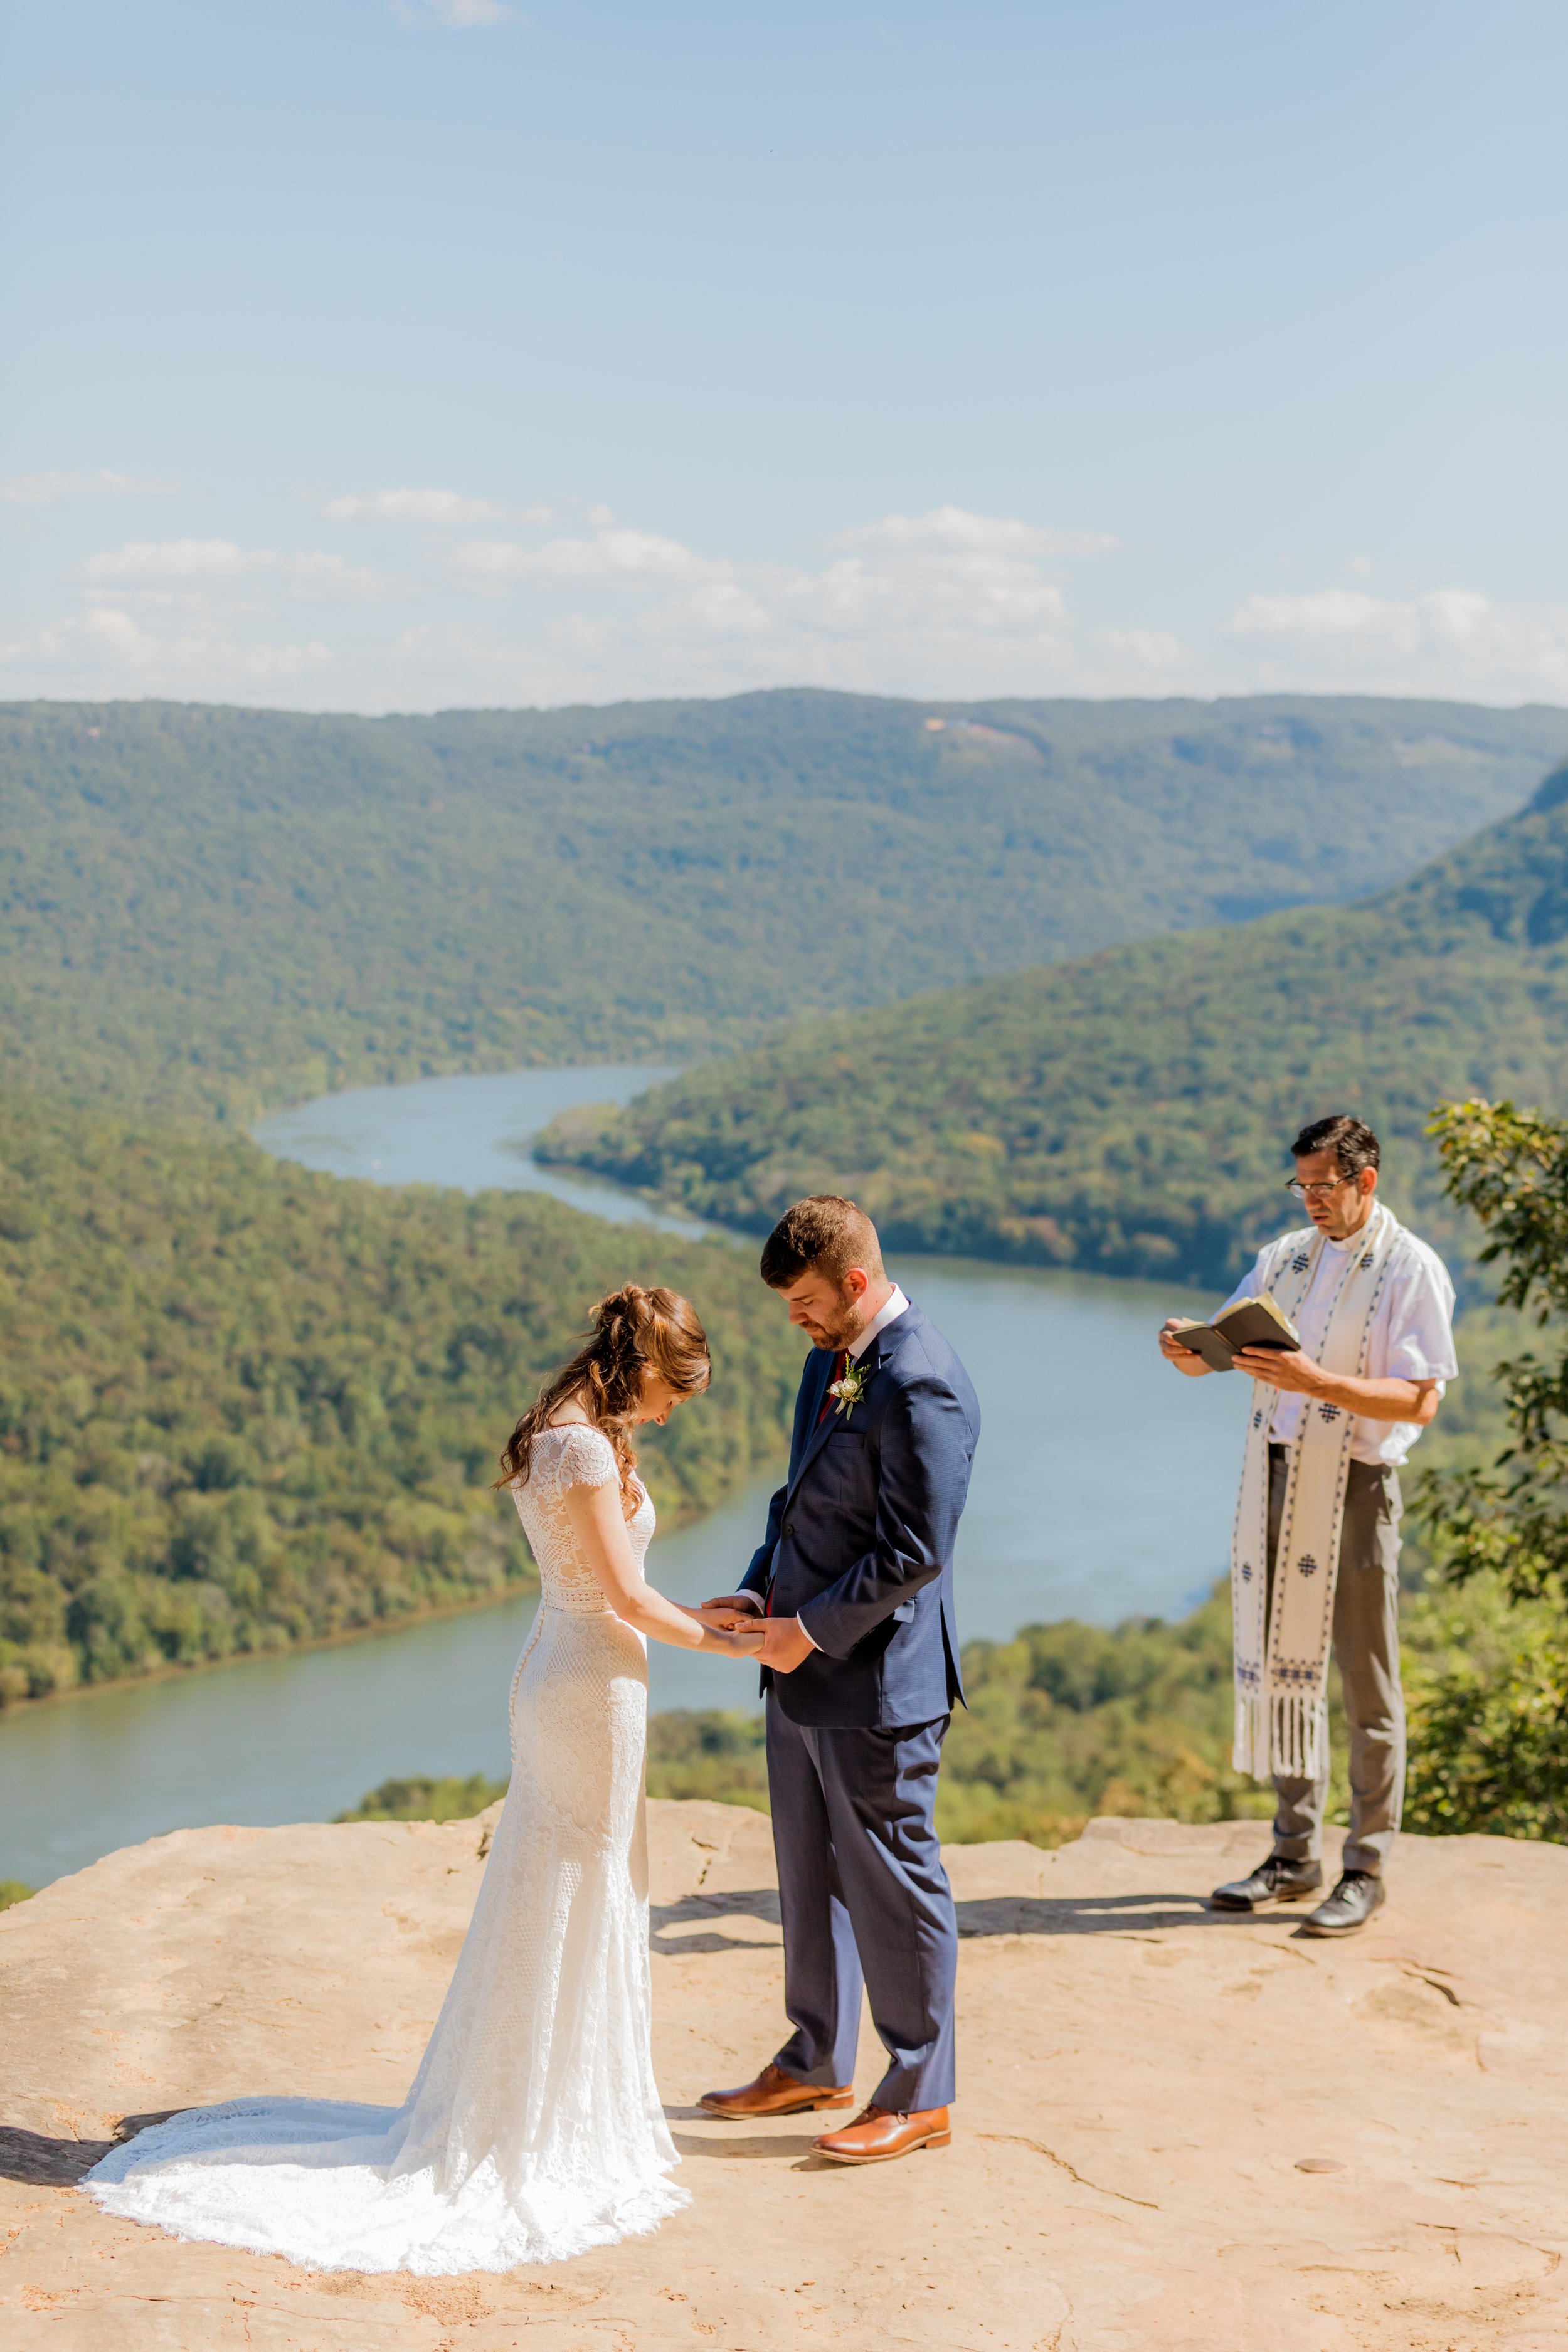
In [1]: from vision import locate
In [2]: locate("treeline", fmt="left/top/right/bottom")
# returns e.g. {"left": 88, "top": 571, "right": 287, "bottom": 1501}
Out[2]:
{"left": 0, "top": 1092, "right": 802, "bottom": 1705}
{"left": 340, "top": 1559, "right": 1534, "bottom": 1848}
{"left": 4, "top": 695, "right": 1559, "bottom": 1121}
{"left": 9, "top": 689, "right": 1568, "bottom": 1789}
{"left": 336, "top": 1594, "right": 1289, "bottom": 1845}
{"left": 541, "top": 760, "right": 1568, "bottom": 1292}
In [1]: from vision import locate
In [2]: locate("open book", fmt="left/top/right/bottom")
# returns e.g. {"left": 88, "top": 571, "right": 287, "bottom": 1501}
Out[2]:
{"left": 1168, "top": 1292, "right": 1301, "bottom": 1373}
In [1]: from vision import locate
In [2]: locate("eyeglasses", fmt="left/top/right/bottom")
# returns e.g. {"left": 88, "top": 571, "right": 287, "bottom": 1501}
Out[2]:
{"left": 1285, "top": 1175, "right": 1355, "bottom": 1202}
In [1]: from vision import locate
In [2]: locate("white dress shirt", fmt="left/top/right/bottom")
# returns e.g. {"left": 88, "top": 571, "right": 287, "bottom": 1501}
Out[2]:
{"left": 847, "top": 1284, "right": 910, "bottom": 1360}
{"left": 1221, "top": 1221, "right": 1457, "bottom": 1467}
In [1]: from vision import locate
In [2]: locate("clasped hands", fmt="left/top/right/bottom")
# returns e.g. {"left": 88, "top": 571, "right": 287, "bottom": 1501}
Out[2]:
{"left": 695, "top": 1591, "right": 815, "bottom": 1673}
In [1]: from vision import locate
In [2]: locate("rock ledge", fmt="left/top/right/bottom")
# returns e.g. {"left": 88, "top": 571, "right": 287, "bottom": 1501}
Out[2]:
{"left": 3, "top": 1804, "right": 1566, "bottom": 2348}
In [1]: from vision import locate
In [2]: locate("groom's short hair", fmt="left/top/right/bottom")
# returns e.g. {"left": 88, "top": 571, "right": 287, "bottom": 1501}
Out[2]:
{"left": 761, "top": 1195, "right": 885, "bottom": 1290}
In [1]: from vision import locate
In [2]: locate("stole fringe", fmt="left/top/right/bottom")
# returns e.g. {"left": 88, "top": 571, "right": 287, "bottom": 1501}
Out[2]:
{"left": 1232, "top": 1690, "right": 1328, "bottom": 1781}
{"left": 1232, "top": 1692, "right": 1267, "bottom": 1780}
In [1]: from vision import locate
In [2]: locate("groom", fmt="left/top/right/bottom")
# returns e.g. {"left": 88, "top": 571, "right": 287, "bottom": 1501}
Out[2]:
{"left": 697, "top": 1195, "right": 980, "bottom": 2163}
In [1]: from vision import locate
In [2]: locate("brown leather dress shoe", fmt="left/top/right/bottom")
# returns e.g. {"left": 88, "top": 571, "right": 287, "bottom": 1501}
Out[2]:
{"left": 698, "top": 2062, "right": 854, "bottom": 2119}
{"left": 812, "top": 2104, "right": 951, "bottom": 2163}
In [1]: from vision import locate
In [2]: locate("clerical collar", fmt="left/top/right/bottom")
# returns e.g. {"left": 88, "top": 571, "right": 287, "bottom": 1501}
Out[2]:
{"left": 1322, "top": 1203, "right": 1384, "bottom": 1256}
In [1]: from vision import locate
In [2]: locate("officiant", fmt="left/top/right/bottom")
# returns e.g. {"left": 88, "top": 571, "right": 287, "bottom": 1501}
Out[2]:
{"left": 1158, "top": 1114, "right": 1457, "bottom": 1937}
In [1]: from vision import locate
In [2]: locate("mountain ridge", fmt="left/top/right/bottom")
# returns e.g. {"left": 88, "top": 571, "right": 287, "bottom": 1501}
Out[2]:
{"left": 538, "top": 756, "right": 1568, "bottom": 1291}
{"left": 4, "top": 690, "right": 1562, "bottom": 1121}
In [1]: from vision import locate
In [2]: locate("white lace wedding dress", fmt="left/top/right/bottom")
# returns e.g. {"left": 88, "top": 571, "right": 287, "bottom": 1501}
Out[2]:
{"left": 82, "top": 1422, "right": 688, "bottom": 2274}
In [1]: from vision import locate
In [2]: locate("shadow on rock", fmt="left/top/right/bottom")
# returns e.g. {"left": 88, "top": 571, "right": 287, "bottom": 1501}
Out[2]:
{"left": 652, "top": 1885, "right": 1273, "bottom": 1949}
{"left": 672, "top": 2131, "right": 822, "bottom": 2161}
{"left": 0, "top": 2110, "right": 183, "bottom": 2189}
{"left": 956, "top": 1892, "right": 1277, "bottom": 1937}
{"left": 0, "top": 2127, "right": 114, "bottom": 2187}
{"left": 651, "top": 1888, "right": 781, "bottom": 1956}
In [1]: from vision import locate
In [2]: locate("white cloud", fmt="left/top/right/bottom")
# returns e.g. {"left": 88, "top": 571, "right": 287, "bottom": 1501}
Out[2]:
{"left": 1226, "top": 584, "right": 1568, "bottom": 697}
{"left": 0, "top": 497, "right": 1195, "bottom": 710}
{"left": 83, "top": 538, "right": 260, "bottom": 585}
{"left": 322, "top": 486, "right": 510, "bottom": 526}
{"left": 283, "top": 552, "right": 400, "bottom": 604}
{"left": 0, "top": 606, "right": 332, "bottom": 694}
{"left": 1096, "top": 628, "right": 1191, "bottom": 678}
{"left": 412, "top": 505, "right": 1165, "bottom": 704}
{"left": 393, "top": 0, "right": 513, "bottom": 26}
{"left": 834, "top": 506, "right": 1118, "bottom": 559}
{"left": 1, "top": 469, "right": 180, "bottom": 504}
{"left": 448, "top": 527, "right": 718, "bottom": 590}
{"left": 80, "top": 538, "right": 396, "bottom": 603}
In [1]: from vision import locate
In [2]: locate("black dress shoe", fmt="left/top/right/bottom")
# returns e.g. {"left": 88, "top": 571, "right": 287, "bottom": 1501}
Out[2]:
{"left": 1210, "top": 1855, "right": 1325, "bottom": 1911}
{"left": 1300, "top": 1870, "right": 1385, "bottom": 1937}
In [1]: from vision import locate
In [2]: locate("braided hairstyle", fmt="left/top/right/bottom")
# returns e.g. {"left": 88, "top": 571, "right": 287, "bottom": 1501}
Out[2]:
{"left": 495, "top": 1285, "right": 710, "bottom": 1515}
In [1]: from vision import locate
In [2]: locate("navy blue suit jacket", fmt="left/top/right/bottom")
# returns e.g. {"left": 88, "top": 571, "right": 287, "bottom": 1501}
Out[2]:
{"left": 741, "top": 1302, "right": 980, "bottom": 1729}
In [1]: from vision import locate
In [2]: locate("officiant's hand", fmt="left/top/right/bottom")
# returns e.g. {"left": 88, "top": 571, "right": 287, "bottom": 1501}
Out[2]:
{"left": 759, "top": 1616, "right": 813, "bottom": 1673}
{"left": 1158, "top": 1318, "right": 1211, "bottom": 1376}
{"left": 1232, "top": 1344, "right": 1320, "bottom": 1394}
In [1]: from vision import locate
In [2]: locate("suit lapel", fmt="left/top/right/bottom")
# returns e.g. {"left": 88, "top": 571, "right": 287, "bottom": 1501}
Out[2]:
{"left": 787, "top": 1347, "right": 840, "bottom": 1499}
{"left": 783, "top": 1322, "right": 900, "bottom": 1506}
{"left": 787, "top": 1397, "right": 839, "bottom": 1503}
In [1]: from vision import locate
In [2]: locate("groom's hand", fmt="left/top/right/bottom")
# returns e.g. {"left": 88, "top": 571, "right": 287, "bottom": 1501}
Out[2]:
{"left": 698, "top": 1592, "right": 764, "bottom": 1632}
{"left": 760, "top": 1616, "right": 813, "bottom": 1673}
{"left": 697, "top": 1594, "right": 763, "bottom": 1632}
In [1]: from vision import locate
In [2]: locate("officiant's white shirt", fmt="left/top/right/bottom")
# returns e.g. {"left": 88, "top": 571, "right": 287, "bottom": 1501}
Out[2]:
{"left": 1221, "top": 1224, "right": 1457, "bottom": 1467}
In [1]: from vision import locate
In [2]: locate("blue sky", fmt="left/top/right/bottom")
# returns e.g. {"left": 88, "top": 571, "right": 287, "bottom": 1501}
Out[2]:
{"left": 3, "top": 0, "right": 1565, "bottom": 712}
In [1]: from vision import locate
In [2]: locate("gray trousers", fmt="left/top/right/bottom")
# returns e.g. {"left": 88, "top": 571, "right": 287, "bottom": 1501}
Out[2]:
{"left": 1266, "top": 1443, "right": 1405, "bottom": 1877}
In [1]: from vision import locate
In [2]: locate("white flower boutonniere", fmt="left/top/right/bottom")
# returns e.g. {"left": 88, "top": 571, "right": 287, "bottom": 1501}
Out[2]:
{"left": 828, "top": 1360, "right": 872, "bottom": 1416}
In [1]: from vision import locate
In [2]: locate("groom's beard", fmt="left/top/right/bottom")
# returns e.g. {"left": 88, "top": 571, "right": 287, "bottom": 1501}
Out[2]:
{"left": 802, "top": 1294, "right": 864, "bottom": 1351}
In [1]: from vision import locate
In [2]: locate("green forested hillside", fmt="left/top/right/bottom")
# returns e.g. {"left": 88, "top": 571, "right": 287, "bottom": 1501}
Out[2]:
{"left": 4, "top": 694, "right": 1560, "bottom": 1119}
{"left": 6, "top": 691, "right": 1564, "bottom": 1717}
{"left": 334, "top": 1594, "right": 1256, "bottom": 1843}
{"left": 541, "top": 761, "right": 1568, "bottom": 1291}
{"left": 0, "top": 1092, "right": 801, "bottom": 1704}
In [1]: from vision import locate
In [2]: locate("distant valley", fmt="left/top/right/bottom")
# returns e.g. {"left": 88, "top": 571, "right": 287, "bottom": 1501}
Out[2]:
{"left": 539, "top": 755, "right": 1568, "bottom": 1292}
{"left": 3, "top": 691, "right": 1562, "bottom": 1119}
{"left": 4, "top": 687, "right": 1565, "bottom": 1707}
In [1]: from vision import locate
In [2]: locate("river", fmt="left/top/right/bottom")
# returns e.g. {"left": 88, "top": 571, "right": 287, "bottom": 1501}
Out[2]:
{"left": 0, "top": 1066, "right": 1248, "bottom": 1888}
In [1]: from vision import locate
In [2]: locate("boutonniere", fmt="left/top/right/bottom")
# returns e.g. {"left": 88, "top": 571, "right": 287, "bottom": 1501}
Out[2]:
{"left": 828, "top": 1360, "right": 872, "bottom": 1415}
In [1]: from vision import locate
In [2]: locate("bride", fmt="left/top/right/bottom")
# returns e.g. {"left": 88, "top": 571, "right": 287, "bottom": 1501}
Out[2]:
{"left": 83, "top": 1285, "right": 763, "bottom": 2275}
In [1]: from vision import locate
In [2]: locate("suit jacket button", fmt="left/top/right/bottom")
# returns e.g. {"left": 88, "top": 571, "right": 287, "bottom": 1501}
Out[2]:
{"left": 783, "top": 1520, "right": 795, "bottom": 1537}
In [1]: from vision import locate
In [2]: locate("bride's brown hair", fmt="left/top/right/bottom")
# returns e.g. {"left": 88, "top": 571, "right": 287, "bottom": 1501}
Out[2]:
{"left": 495, "top": 1285, "right": 710, "bottom": 1513}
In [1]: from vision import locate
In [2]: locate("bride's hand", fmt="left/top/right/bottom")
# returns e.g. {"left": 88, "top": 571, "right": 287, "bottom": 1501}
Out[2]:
{"left": 699, "top": 1621, "right": 765, "bottom": 1656}
{"left": 696, "top": 1603, "right": 760, "bottom": 1633}
{"left": 697, "top": 1592, "right": 763, "bottom": 1630}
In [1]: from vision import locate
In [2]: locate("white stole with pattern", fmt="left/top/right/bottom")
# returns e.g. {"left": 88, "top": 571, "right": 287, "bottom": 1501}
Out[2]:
{"left": 1231, "top": 1202, "right": 1402, "bottom": 1781}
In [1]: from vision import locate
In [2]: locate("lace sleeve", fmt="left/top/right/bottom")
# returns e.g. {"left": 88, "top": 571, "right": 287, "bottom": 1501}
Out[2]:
{"left": 535, "top": 1424, "right": 620, "bottom": 1498}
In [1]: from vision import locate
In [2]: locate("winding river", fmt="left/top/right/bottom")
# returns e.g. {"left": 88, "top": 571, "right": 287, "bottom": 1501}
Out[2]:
{"left": 0, "top": 1066, "right": 1248, "bottom": 1887}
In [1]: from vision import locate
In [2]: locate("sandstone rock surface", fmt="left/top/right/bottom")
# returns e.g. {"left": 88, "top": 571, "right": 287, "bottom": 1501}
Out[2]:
{"left": 3, "top": 1803, "right": 1566, "bottom": 2349}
